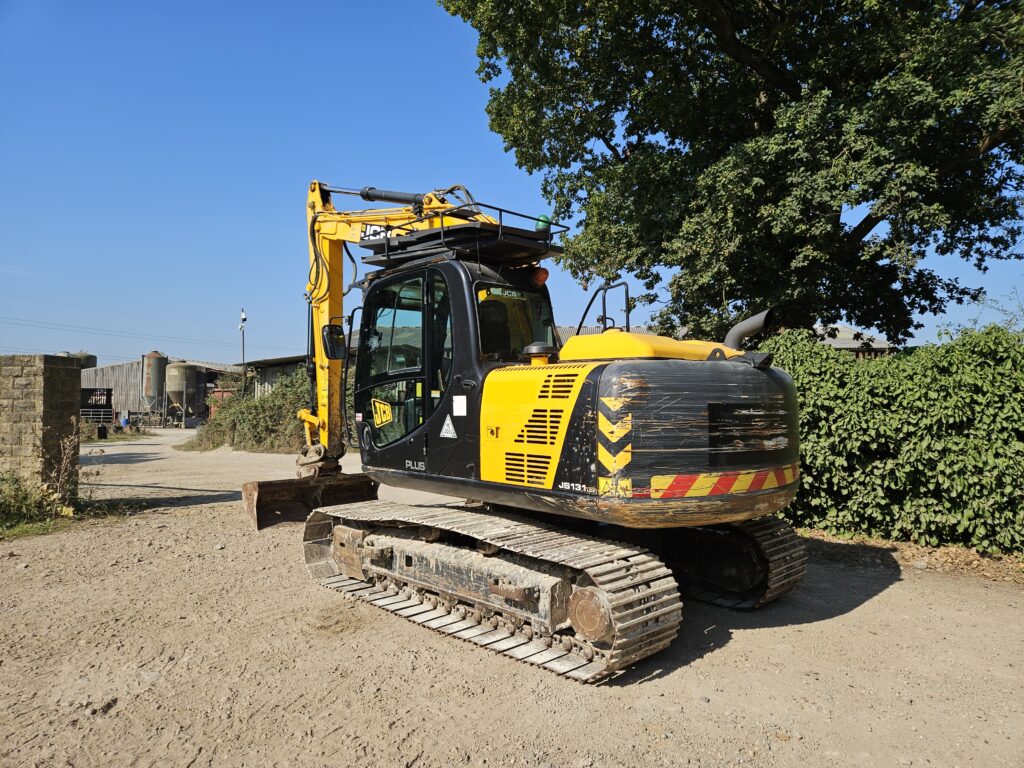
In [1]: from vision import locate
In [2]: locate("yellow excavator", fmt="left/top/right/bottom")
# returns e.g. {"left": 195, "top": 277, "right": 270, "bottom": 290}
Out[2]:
{"left": 242, "top": 181, "right": 806, "bottom": 682}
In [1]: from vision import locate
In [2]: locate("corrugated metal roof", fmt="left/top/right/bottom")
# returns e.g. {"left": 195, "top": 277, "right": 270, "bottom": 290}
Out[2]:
{"left": 246, "top": 354, "right": 306, "bottom": 368}
{"left": 815, "top": 325, "right": 892, "bottom": 350}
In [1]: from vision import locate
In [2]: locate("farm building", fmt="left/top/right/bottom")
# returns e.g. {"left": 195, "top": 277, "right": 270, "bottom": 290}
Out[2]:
{"left": 248, "top": 355, "right": 306, "bottom": 398}
{"left": 816, "top": 325, "right": 893, "bottom": 359}
{"left": 81, "top": 352, "right": 239, "bottom": 423}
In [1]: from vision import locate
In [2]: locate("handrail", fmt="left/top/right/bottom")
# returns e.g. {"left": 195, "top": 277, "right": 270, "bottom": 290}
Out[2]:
{"left": 575, "top": 281, "right": 631, "bottom": 336}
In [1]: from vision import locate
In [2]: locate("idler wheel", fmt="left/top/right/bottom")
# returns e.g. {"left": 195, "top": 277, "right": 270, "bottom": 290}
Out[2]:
{"left": 568, "top": 586, "right": 613, "bottom": 643}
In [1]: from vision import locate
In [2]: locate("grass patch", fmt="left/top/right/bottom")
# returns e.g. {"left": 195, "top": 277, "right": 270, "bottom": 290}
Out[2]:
{"left": 79, "top": 420, "right": 155, "bottom": 444}
{"left": 0, "top": 472, "right": 147, "bottom": 541}
{"left": 1, "top": 517, "right": 77, "bottom": 540}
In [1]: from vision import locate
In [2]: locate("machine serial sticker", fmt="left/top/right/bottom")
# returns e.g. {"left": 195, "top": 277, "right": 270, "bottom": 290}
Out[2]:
{"left": 452, "top": 395, "right": 467, "bottom": 417}
{"left": 440, "top": 415, "right": 457, "bottom": 439}
{"left": 558, "top": 481, "right": 596, "bottom": 494}
{"left": 371, "top": 398, "right": 393, "bottom": 427}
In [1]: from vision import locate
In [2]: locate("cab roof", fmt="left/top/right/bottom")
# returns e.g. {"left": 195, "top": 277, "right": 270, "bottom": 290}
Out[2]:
{"left": 360, "top": 221, "right": 562, "bottom": 268}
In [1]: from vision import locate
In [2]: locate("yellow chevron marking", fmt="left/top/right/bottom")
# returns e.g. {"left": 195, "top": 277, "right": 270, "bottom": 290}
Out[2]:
{"left": 598, "top": 477, "right": 633, "bottom": 498}
{"left": 598, "top": 442, "right": 632, "bottom": 473}
{"left": 600, "top": 396, "right": 626, "bottom": 412}
{"left": 729, "top": 471, "right": 757, "bottom": 493}
{"left": 783, "top": 464, "right": 797, "bottom": 484}
{"left": 684, "top": 473, "right": 718, "bottom": 498}
{"left": 761, "top": 471, "right": 780, "bottom": 491}
{"left": 598, "top": 412, "right": 632, "bottom": 442}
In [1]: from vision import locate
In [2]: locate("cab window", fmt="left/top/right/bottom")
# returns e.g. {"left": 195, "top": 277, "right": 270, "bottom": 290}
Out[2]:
{"left": 359, "top": 276, "right": 424, "bottom": 446}
{"left": 366, "top": 278, "right": 423, "bottom": 377}
{"left": 475, "top": 283, "right": 555, "bottom": 360}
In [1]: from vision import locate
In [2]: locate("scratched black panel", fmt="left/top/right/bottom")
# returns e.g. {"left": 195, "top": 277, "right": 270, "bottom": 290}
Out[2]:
{"left": 597, "top": 360, "right": 799, "bottom": 483}
{"left": 551, "top": 365, "right": 604, "bottom": 493}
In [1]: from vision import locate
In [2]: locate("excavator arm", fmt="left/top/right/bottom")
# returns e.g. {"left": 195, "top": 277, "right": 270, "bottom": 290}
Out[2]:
{"left": 298, "top": 180, "right": 496, "bottom": 462}
{"left": 243, "top": 181, "right": 493, "bottom": 528}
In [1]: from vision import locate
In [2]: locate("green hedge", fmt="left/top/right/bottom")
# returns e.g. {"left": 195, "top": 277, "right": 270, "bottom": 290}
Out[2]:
{"left": 181, "top": 369, "right": 308, "bottom": 454}
{"left": 761, "top": 326, "right": 1024, "bottom": 554}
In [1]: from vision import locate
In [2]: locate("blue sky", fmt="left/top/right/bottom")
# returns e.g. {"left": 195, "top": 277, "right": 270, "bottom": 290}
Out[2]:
{"left": 0, "top": 1, "right": 1020, "bottom": 365}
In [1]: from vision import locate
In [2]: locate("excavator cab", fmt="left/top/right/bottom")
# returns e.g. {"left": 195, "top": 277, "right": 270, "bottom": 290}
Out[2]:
{"left": 350, "top": 225, "right": 561, "bottom": 484}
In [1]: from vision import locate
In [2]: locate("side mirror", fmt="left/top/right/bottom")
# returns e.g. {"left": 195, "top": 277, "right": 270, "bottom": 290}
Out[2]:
{"left": 321, "top": 323, "right": 347, "bottom": 360}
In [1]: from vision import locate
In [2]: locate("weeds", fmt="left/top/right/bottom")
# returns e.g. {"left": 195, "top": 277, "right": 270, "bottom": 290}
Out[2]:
{"left": 1, "top": 417, "right": 145, "bottom": 539}
{"left": 180, "top": 368, "right": 308, "bottom": 453}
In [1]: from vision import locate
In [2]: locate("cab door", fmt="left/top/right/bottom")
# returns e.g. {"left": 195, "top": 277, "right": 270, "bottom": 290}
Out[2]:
{"left": 354, "top": 272, "right": 428, "bottom": 472}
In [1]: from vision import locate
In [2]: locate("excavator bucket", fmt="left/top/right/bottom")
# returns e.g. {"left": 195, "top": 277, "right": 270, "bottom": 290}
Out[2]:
{"left": 242, "top": 473, "right": 378, "bottom": 530}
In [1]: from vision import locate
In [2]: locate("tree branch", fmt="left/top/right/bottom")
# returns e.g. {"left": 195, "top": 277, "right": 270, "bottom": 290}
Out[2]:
{"left": 848, "top": 212, "right": 884, "bottom": 243}
{"left": 694, "top": 0, "right": 802, "bottom": 99}
{"left": 599, "top": 135, "right": 623, "bottom": 162}
{"left": 845, "top": 127, "right": 1014, "bottom": 246}
{"left": 978, "top": 126, "right": 1010, "bottom": 154}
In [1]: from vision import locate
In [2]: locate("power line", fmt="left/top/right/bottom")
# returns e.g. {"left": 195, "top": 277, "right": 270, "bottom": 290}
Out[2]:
{"left": 0, "top": 290, "right": 299, "bottom": 331}
{"left": 0, "top": 315, "right": 296, "bottom": 353}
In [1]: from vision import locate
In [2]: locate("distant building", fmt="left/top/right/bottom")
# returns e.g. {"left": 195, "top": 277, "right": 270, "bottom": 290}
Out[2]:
{"left": 81, "top": 354, "right": 239, "bottom": 422}
{"left": 556, "top": 324, "right": 663, "bottom": 340}
{"left": 816, "top": 325, "right": 893, "bottom": 360}
{"left": 248, "top": 355, "right": 306, "bottom": 398}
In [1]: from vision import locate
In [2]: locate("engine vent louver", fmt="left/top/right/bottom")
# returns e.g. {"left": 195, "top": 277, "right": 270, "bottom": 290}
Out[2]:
{"left": 504, "top": 453, "right": 552, "bottom": 486}
{"left": 539, "top": 373, "right": 579, "bottom": 399}
{"left": 514, "top": 408, "right": 564, "bottom": 445}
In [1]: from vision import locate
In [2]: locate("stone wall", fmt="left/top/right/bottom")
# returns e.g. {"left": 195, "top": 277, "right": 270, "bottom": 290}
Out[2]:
{"left": 0, "top": 355, "right": 81, "bottom": 495}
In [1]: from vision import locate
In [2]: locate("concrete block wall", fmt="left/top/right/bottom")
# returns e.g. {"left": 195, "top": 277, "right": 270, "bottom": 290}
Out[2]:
{"left": 0, "top": 355, "right": 81, "bottom": 494}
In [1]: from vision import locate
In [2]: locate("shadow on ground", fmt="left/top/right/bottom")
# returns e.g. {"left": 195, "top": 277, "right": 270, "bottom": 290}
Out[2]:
{"left": 80, "top": 482, "right": 241, "bottom": 507}
{"left": 80, "top": 452, "right": 156, "bottom": 466}
{"left": 613, "top": 538, "right": 901, "bottom": 685}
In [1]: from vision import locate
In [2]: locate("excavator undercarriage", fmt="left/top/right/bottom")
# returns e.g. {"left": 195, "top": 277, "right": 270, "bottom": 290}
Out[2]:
{"left": 303, "top": 501, "right": 806, "bottom": 682}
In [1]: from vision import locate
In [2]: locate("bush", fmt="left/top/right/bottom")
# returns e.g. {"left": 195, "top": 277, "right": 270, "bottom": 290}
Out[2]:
{"left": 762, "top": 325, "right": 1024, "bottom": 554}
{"left": 0, "top": 474, "right": 54, "bottom": 526}
{"left": 181, "top": 369, "right": 309, "bottom": 454}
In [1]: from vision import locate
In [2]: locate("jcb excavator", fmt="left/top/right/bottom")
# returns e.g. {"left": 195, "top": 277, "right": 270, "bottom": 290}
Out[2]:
{"left": 241, "top": 181, "right": 806, "bottom": 682}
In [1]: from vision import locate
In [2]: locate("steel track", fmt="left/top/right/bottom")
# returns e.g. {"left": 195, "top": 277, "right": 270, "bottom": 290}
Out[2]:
{"left": 304, "top": 501, "right": 683, "bottom": 683}
{"left": 680, "top": 517, "right": 808, "bottom": 609}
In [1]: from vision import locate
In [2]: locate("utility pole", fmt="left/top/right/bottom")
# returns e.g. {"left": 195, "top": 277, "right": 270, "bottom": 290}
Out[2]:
{"left": 239, "top": 308, "right": 247, "bottom": 398}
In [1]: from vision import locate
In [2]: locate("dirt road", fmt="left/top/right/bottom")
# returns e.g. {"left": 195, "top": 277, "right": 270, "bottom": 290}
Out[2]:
{"left": 1, "top": 431, "right": 1021, "bottom": 767}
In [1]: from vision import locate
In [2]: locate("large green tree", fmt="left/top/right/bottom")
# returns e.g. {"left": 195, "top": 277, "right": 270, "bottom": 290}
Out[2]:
{"left": 442, "top": 0, "right": 1023, "bottom": 342}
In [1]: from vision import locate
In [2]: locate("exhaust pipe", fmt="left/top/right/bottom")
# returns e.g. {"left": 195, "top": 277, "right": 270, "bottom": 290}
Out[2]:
{"left": 724, "top": 309, "right": 773, "bottom": 350}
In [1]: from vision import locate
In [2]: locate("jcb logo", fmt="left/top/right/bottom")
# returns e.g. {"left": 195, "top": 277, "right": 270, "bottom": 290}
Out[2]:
{"left": 361, "top": 224, "right": 388, "bottom": 240}
{"left": 371, "top": 398, "right": 393, "bottom": 427}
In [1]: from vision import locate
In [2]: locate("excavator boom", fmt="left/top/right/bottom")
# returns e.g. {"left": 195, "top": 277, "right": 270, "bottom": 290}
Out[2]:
{"left": 243, "top": 181, "right": 497, "bottom": 528}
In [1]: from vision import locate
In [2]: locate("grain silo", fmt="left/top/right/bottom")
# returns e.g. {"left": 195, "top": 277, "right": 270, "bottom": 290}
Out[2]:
{"left": 166, "top": 362, "right": 199, "bottom": 417}
{"left": 141, "top": 351, "right": 168, "bottom": 412}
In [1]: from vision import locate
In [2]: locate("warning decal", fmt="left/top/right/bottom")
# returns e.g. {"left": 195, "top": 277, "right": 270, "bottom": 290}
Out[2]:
{"left": 440, "top": 414, "right": 457, "bottom": 439}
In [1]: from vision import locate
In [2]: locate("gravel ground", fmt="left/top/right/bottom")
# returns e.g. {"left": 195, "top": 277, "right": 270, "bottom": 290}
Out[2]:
{"left": 1, "top": 430, "right": 1021, "bottom": 767}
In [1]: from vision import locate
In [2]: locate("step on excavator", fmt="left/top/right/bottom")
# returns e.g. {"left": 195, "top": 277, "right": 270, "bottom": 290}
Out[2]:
{"left": 241, "top": 181, "right": 807, "bottom": 682}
